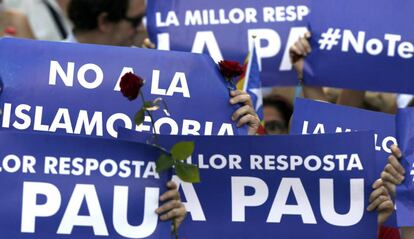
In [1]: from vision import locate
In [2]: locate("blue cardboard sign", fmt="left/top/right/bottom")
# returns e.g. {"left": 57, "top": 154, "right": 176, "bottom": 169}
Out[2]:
{"left": 147, "top": 0, "right": 310, "bottom": 87}
{"left": 304, "top": 0, "right": 414, "bottom": 93}
{"left": 290, "top": 98, "right": 396, "bottom": 177}
{"left": 0, "top": 38, "right": 246, "bottom": 138}
{"left": 290, "top": 98, "right": 397, "bottom": 226}
{"left": 396, "top": 108, "right": 414, "bottom": 227}
{"left": 0, "top": 131, "right": 170, "bottom": 238}
{"left": 118, "top": 129, "right": 377, "bottom": 239}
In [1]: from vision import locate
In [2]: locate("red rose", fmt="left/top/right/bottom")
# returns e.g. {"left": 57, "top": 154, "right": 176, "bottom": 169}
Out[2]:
{"left": 218, "top": 60, "right": 244, "bottom": 78}
{"left": 120, "top": 72, "right": 144, "bottom": 101}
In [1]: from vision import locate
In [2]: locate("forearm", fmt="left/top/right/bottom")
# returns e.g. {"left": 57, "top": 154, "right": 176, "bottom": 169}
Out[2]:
{"left": 337, "top": 89, "right": 365, "bottom": 108}
{"left": 401, "top": 227, "right": 414, "bottom": 239}
{"left": 302, "top": 86, "right": 329, "bottom": 102}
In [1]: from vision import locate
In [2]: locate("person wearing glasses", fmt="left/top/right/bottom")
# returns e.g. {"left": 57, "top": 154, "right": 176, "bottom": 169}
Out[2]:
{"left": 64, "top": 0, "right": 187, "bottom": 229}
{"left": 66, "top": 0, "right": 146, "bottom": 47}
{"left": 65, "top": 0, "right": 261, "bottom": 136}
{"left": 64, "top": 0, "right": 261, "bottom": 230}
{"left": 263, "top": 95, "right": 293, "bottom": 135}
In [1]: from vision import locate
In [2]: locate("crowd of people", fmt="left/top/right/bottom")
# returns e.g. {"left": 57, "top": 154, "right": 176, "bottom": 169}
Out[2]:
{"left": 0, "top": 0, "right": 412, "bottom": 238}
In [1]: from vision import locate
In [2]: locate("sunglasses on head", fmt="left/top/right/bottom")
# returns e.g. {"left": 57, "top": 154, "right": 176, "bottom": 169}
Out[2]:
{"left": 123, "top": 13, "right": 145, "bottom": 28}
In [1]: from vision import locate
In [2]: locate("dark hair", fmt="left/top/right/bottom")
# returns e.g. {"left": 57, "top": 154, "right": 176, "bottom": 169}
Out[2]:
{"left": 263, "top": 95, "right": 293, "bottom": 127}
{"left": 68, "top": 0, "right": 129, "bottom": 32}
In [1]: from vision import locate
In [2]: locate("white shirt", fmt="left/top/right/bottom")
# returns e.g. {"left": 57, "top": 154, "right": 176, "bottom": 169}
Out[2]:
{"left": 4, "top": 0, "right": 72, "bottom": 41}
{"left": 63, "top": 33, "right": 77, "bottom": 43}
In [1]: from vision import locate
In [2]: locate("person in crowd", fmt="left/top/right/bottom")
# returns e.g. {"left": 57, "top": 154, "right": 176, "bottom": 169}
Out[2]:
{"left": 263, "top": 94, "right": 293, "bottom": 134}
{"left": 0, "top": 0, "right": 34, "bottom": 38}
{"left": 67, "top": 0, "right": 154, "bottom": 48}
{"left": 3, "top": 0, "right": 71, "bottom": 41}
{"left": 67, "top": 0, "right": 143, "bottom": 46}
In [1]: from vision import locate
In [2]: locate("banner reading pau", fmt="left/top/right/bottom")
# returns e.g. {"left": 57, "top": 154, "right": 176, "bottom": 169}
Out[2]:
{"left": 119, "top": 129, "right": 377, "bottom": 239}
{"left": 0, "top": 131, "right": 170, "bottom": 238}
{"left": 290, "top": 98, "right": 397, "bottom": 226}
{"left": 0, "top": 38, "right": 246, "bottom": 138}
{"left": 147, "top": 0, "right": 310, "bottom": 87}
{"left": 305, "top": 0, "right": 414, "bottom": 93}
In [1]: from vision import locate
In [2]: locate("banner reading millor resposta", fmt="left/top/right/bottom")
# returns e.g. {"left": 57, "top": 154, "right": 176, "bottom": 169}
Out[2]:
{"left": 119, "top": 129, "right": 378, "bottom": 239}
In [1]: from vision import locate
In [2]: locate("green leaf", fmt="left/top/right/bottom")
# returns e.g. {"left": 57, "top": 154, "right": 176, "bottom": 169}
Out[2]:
{"left": 175, "top": 161, "right": 200, "bottom": 183}
{"left": 171, "top": 141, "right": 194, "bottom": 161}
{"left": 134, "top": 108, "right": 145, "bottom": 126}
{"left": 143, "top": 101, "right": 153, "bottom": 108}
{"left": 156, "top": 154, "right": 174, "bottom": 173}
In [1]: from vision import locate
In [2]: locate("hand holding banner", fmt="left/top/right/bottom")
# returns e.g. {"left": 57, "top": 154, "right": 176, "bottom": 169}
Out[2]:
{"left": 290, "top": 98, "right": 397, "bottom": 226}
{"left": 396, "top": 108, "right": 414, "bottom": 227}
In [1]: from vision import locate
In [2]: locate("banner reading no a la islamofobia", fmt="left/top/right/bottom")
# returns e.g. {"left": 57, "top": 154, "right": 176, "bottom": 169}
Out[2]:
{"left": 0, "top": 38, "right": 246, "bottom": 139}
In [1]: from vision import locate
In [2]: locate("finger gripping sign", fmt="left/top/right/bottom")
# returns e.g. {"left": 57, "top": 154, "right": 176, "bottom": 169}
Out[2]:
{"left": 290, "top": 98, "right": 397, "bottom": 226}
{"left": 0, "top": 131, "right": 171, "bottom": 238}
{"left": 396, "top": 108, "right": 414, "bottom": 227}
{"left": 0, "top": 38, "right": 246, "bottom": 138}
{"left": 118, "top": 129, "right": 377, "bottom": 239}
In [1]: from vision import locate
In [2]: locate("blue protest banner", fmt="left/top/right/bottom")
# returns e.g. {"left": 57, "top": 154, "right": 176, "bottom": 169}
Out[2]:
{"left": 290, "top": 98, "right": 397, "bottom": 226}
{"left": 304, "top": 0, "right": 414, "bottom": 93}
{"left": 290, "top": 98, "right": 396, "bottom": 177}
{"left": 395, "top": 108, "right": 414, "bottom": 227}
{"left": 0, "top": 131, "right": 171, "bottom": 238}
{"left": 0, "top": 38, "right": 246, "bottom": 138}
{"left": 147, "top": 0, "right": 310, "bottom": 87}
{"left": 118, "top": 129, "right": 377, "bottom": 239}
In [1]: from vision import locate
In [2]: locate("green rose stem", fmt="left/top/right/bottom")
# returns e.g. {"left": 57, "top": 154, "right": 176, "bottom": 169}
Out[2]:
{"left": 173, "top": 222, "right": 178, "bottom": 239}
{"left": 120, "top": 73, "right": 200, "bottom": 239}
{"left": 139, "top": 91, "right": 159, "bottom": 145}
{"left": 139, "top": 92, "right": 179, "bottom": 238}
